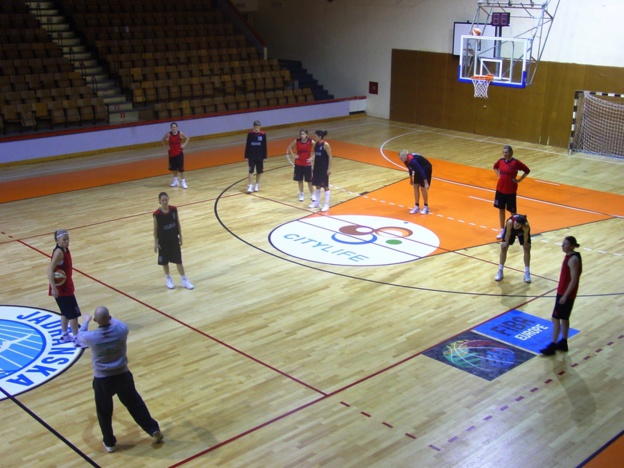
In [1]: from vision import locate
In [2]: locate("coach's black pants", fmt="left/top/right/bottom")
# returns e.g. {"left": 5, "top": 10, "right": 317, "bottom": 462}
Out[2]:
{"left": 93, "top": 371, "right": 159, "bottom": 447}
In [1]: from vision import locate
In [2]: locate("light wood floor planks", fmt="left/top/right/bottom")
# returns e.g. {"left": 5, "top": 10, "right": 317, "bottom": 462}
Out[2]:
{"left": 0, "top": 116, "right": 623, "bottom": 467}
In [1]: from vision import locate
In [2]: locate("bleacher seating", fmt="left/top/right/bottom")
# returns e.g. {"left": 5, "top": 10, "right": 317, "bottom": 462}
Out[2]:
{"left": 0, "top": 0, "right": 317, "bottom": 133}
{"left": 0, "top": 1, "right": 109, "bottom": 133}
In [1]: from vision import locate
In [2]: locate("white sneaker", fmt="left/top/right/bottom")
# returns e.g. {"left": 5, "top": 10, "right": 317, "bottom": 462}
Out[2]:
{"left": 60, "top": 333, "right": 73, "bottom": 343}
{"left": 254, "top": 184, "right": 259, "bottom": 192}
{"left": 494, "top": 270, "right": 504, "bottom": 282}
{"left": 311, "top": 194, "right": 317, "bottom": 202}
{"left": 524, "top": 272, "right": 532, "bottom": 283}
{"left": 170, "top": 179, "right": 179, "bottom": 187}
{"left": 409, "top": 206, "right": 420, "bottom": 214}
{"left": 181, "top": 180, "right": 188, "bottom": 189}
{"left": 166, "top": 277, "right": 175, "bottom": 289}
{"left": 298, "top": 193, "right": 305, "bottom": 201}
{"left": 152, "top": 430, "right": 164, "bottom": 445}
{"left": 496, "top": 229, "right": 504, "bottom": 239}
{"left": 182, "top": 278, "right": 194, "bottom": 290}
{"left": 321, "top": 204, "right": 330, "bottom": 212}
{"left": 420, "top": 206, "right": 429, "bottom": 215}
{"left": 246, "top": 184, "right": 253, "bottom": 193}
{"left": 103, "top": 442, "right": 116, "bottom": 453}
{"left": 308, "top": 202, "right": 320, "bottom": 209}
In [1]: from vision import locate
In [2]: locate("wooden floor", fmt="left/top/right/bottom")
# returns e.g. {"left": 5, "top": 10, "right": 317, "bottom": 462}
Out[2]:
{"left": 1, "top": 116, "right": 623, "bottom": 467}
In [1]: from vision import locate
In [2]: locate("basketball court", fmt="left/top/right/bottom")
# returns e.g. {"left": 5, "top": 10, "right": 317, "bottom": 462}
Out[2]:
{"left": 0, "top": 117, "right": 623, "bottom": 466}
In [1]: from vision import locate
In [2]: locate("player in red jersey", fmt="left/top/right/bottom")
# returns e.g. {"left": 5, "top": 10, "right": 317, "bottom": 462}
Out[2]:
{"left": 287, "top": 129, "right": 317, "bottom": 202}
{"left": 161, "top": 122, "right": 190, "bottom": 189}
{"left": 540, "top": 236, "right": 583, "bottom": 355}
{"left": 493, "top": 145, "right": 530, "bottom": 239}
{"left": 48, "top": 229, "right": 85, "bottom": 347}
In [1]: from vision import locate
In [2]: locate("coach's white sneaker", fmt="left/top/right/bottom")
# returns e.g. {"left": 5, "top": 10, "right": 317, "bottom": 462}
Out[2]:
{"left": 494, "top": 269, "right": 504, "bottom": 282}
{"left": 103, "top": 442, "right": 116, "bottom": 453}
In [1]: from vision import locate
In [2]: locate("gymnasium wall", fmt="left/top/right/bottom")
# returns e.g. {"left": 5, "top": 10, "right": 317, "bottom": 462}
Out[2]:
{"left": 254, "top": 0, "right": 624, "bottom": 147}
{"left": 390, "top": 51, "right": 624, "bottom": 147}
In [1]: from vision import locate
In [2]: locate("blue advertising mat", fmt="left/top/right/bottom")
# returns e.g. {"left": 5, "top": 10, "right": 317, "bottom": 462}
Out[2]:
{"left": 474, "top": 309, "right": 579, "bottom": 354}
{"left": 423, "top": 331, "right": 535, "bottom": 381}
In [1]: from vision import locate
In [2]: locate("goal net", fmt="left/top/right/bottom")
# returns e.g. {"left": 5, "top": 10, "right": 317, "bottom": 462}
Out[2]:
{"left": 569, "top": 91, "right": 624, "bottom": 158}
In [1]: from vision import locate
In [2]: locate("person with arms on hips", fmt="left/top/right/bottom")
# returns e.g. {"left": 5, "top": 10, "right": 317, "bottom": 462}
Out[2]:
{"left": 153, "top": 192, "right": 194, "bottom": 290}
{"left": 245, "top": 120, "right": 267, "bottom": 193}
{"left": 162, "top": 122, "right": 189, "bottom": 189}
{"left": 308, "top": 130, "right": 333, "bottom": 212}
{"left": 495, "top": 214, "right": 532, "bottom": 283}
{"left": 398, "top": 150, "right": 432, "bottom": 214}
{"left": 287, "top": 129, "right": 316, "bottom": 202}
{"left": 493, "top": 145, "right": 530, "bottom": 239}
{"left": 78, "top": 306, "right": 163, "bottom": 453}
{"left": 48, "top": 229, "right": 86, "bottom": 348}
{"left": 540, "top": 236, "right": 583, "bottom": 356}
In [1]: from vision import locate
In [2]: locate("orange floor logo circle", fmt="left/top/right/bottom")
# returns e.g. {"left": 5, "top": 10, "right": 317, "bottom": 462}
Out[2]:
{"left": 269, "top": 215, "right": 440, "bottom": 266}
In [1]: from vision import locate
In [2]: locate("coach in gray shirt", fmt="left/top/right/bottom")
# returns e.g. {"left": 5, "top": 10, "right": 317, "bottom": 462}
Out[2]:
{"left": 79, "top": 306, "right": 163, "bottom": 453}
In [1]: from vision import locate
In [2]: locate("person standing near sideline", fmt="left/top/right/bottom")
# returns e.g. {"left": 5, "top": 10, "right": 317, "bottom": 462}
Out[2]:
{"left": 47, "top": 229, "right": 86, "bottom": 348}
{"left": 398, "top": 150, "right": 432, "bottom": 214}
{"left": 495, "top": 214, "right": 532, "bottom": 283}
{"left": 493, "top": 145, "right": 530, "bottom": 239}
{"left": 540, "top": 236, "right": 583, "bottom": 355}
{"left": 308, "top": 130, "right": 333, "bottom": 212}
{"left": 153, "top": 192, "right": 194, "bottom": 290}
{"left": 78, "top": 306, "right": 163, "bottom": 453}
{"left": 245, "top": 120, "right": 267, "bottom": 193}
{"left": 287, "top": 129, "right": 316, "bottom": 202}
{"left": 161, "top": 122, "right": 190, "bottom": 189}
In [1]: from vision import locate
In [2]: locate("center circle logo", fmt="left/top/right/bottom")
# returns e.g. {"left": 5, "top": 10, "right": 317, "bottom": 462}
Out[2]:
{"left": 269, "top": 214, "right": 440, "bottom": 266}
{"left": 0, "top": 305, "right": 84, "bottom": 400}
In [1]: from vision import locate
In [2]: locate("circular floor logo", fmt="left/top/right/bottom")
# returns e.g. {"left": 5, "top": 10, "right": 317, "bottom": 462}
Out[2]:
{"left": 0, "top": 305, "right": 83, "bottom": 400}
{"left": 269, "top": 214, "right": 440, "bottom": 266}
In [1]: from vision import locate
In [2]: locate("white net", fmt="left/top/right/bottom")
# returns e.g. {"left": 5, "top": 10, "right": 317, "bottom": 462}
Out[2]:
{"left": 569, "top": 92, "right": 624, "bottom": 158}
{"left": 471, "top": 76, "right": 492, "bottom": 99}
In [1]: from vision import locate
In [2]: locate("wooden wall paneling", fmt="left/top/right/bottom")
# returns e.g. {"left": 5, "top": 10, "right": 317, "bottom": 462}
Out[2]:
{"left": 390, "top": 49, "right": 419, "bottom": 123}
{"left": 583, "top": 64, "right": 624, "bottom": 94}
{"left": 443, "top": 54, "right": 477, "bottom": 133}
{"left": 540, "top": 62, "right": 585, "bottom": 148}
{"left": 414, "top": 51, "right": 447, "bottom": 129}
{"left": 506, "top": 61, "right": 548, "bottom": 144}
{"left": 473, "top": 82, "right": 509, "bottom": 138}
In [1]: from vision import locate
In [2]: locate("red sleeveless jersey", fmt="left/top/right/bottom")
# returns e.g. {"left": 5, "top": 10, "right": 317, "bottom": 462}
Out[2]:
{"left": 168, "top": 132, "right": 183, "bottom": 157}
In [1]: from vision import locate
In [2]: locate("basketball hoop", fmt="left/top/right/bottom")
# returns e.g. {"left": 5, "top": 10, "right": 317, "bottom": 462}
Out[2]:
{"left": 471, "top": 75, "right": 494, "bottom": 99}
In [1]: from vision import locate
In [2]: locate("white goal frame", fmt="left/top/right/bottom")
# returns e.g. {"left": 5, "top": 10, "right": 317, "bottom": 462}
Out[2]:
{"left": 568, "top": 90, "right": 624, "bottom": 159}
